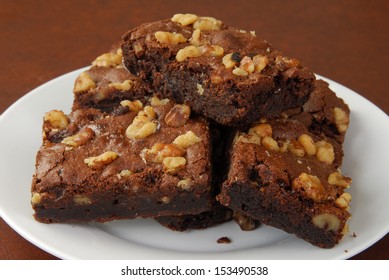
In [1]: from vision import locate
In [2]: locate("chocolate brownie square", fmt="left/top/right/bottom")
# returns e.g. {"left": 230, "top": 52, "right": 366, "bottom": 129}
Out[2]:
{"left": 218, "top": 119, "right": 352, "bottom": 248}
{"left": 31, "top": 97, "right": 213, "bottom": 223}
{"left": 121, "top": 13, "right": 315, "bottom": 126}
{"left": 72, "top": 46, "right": 150, "bottom": 112}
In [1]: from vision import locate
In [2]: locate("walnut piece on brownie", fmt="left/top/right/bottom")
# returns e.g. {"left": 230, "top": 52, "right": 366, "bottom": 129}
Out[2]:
{"left": 31, "top": 97, "right": 213, "bottom": 223}
{"left": 121, "top": 13, "right": 315, "bottom": 126}
{"left": 218, "top": 119, "right": 352, "bottom": 248}
{"left": 72, "top": 44, "right": 151, "bottom": 112}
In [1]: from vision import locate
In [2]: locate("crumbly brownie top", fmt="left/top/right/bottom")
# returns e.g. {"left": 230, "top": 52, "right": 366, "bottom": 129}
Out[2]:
{"left": 34, "top": 97, "right": 211, "bottom": 207}
{"left": 230, "top": 119, "right": 351, "bottom": 205}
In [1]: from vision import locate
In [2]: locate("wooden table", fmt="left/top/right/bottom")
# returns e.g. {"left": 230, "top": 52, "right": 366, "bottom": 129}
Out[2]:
{"left": 0, "top": 0, "right": 388, "bottom": 260}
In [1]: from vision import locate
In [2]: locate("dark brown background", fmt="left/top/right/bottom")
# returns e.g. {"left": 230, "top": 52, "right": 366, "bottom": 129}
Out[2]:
{"left": 0, "top": 0, "right": 388, "bottom": 259}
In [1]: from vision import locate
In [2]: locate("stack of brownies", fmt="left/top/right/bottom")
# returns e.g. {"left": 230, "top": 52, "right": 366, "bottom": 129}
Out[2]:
{"left": 31, "top": 13, "right": 352, "bottom": 248}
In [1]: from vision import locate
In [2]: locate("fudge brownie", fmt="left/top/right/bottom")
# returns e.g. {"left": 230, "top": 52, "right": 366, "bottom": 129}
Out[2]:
{"left": 121, "top": 13, "right": 315, "bottom": 126}
{"left": 218, "top": 119, "right": 352, "bottom": 248}
{"left": 72, "top": 46, "right": 150, "bottom": 112}
{"left": 283, "top": 79, "right": 350, "bottom": 144}
{"left": 31, "top": 97, "right": 213, "bottom": 223}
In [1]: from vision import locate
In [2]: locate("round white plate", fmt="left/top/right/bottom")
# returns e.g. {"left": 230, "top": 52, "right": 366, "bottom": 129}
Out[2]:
{"left": 0, "top": 68, "right": 388, "bottom": 259}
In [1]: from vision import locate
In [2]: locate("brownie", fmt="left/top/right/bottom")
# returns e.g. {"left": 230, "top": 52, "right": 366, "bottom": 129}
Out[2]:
{"left": 283, "top": 79, "right": 350, "bottom": 144}
{"left": 72, "top": 46, "right": 151, "bottom": 112}
{"left": 31, "top": 97, "right": 213, "bottom": 223}
{"left": 218, "top": 119, "right": 352, "bottom": 248}
{"left": 121, "top": 13, "right": 315, "bottom": 126}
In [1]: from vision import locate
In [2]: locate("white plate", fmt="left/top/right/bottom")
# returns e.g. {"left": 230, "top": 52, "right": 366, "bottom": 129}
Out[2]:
{"left": 0, "top": 68, "right": 388, "bottom": 260}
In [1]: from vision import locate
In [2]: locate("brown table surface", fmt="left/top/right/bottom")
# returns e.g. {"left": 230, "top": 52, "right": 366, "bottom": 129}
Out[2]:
{"left": 0, "top": 0, "right": 388, "bottom": 260}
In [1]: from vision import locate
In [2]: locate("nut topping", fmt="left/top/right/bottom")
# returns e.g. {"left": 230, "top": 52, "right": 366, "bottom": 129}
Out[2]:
{"left": 141, "top": 143, "right": 185, "bottom": 163}
{"left": 171, "top": 13, "right": 198, "bottom": 26}
{"left": 292, "top": 173, "right": 326, "bottom": 202}
{"left": 333, "top": 107, "right": 349, "bottom": 133}
{"left": 162, "top": 156, "right": 186, "bottom": 173}
{"left": 164, "top": 104, "right": 191, "bottom": 127}
{"left": 177, "top": 179, "right": 193, "bottom": 190}
{"left": 262, "top": 136, "right": 279, "bottom": 152}
{"left": 92, "top": 50, "right": 122, "bottom": 67}
{"left": 298, "top": 134, "right": 316, "bottom": 156}
{"left": 327, "top": 172, "right": 352, "bottom": 188}
{"left": 176, "top": 45, "right": 202, "bottom": 62}
{"left": 84, "top": 151, "right": 118, "bottom": 169}
{"left": 335, "top": 193, "right": 352, "bottom": 209}
{"left": 109, "top": 80, "right": 133, "bottom": 91}
{"left": 315, "top": 140, "right": 335, "bottom": 164}
{"left": 61, "top": 127, "right": 95, "bottom": 147}
{"left": 173, "top": 131, "right": 202, "bottom": 149}
{"left": 44, "top": 110, "right": 69, "bottom": 129}
{"left": 248, "top": 123, "right": 272, "bottom": 138}
{"left": 312, "top": 213, "right": 341, "bottom": 232}
{"left": 154, "top": 31, "right": 187, "bottom": 45}
{"left": 74, "top": 72, "right": 96, "bottom": 93}
{"left": 126, "top": 115, "right": 157, "bottom": 139}
{"left": 193, "top": 16, "right": 222, "bottom": 31}
{"left": 120, "top": 100, "right": 143, "bottom": 113}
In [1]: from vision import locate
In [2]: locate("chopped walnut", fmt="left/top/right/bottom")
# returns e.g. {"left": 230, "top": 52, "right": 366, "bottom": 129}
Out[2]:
{"left": 164, "top": 104, "right": 191, "bottom": 127}
{"left": 200, "top": 44, "right": 224, "bottom": 57}
{"left": 253, "top": 55, "right": 268, "bottom": 73}
{"left": 141, "top": 143, "right": 185, "bottom": 163}
{"left": 126, "top": 115, "right": 157, "bottom": 139}
{"left": 61, "top": 127, "right": 95, "bottom": 147}
{"left": 31, "top": 192, "right": 42, "bottom": 205}
{"left": 74, "top": 72, "right": 96, "bottom": 93}
{"left": 298, "top": 134, "right": 316, "bottom": 156}
{"left": 262, "top": 136, "right": 279, "bottom": 152}
{"left": 193, "top": 16, "right": 222, "bottom": 31}
{"left": 196, "top": 83, "right": 204, "bottom": 95}
{"left": 315, "top": 140, "right": 335, "bottom": 164}
{"left": 92, "top": 50, "right": 122, "bottom": 67}
{"left": 73, "top": 194, "right": 92, "bottom": 205}
{"left": 189, "top": 29, "right": 202, "bottom": 46}
{"left": 333, "top": 107, "right": 349, "bottom": 133}
{"left": 154, "top": 31, "right": 187, "bottom": 45}
{"left": 335, "top": 193, "right": 352, "bottom": 209}
{"left": 44, "top": 110, "right": 69, "bottom": 129}
{"left": 171, "top": 13, "right": 198, "bottom": 26}
{"left": 120, "top": 100, "right": 143, "bottom": 113}
{"left": 222, "top": 53, "right": 237, "bottom": 69}
{"left": 173, "top": 131, "right": 202, "bottom": 149}
{"left": 312, "top": 213, "right": 341, "bottom": 232}
{"left": 109, "top": 80, "right": 133, "bottom": 91}
{"left": 176, "top": 45, "right": 202, "bottom": 62}
{"left": 162, "top": 156, "right": 186, "bottom": 173}
{"left": 232, "top": 67, "right": 248, "bottom": 76}
{"left": 119, "top": 169, "right": 133, "bottom": 178}
{"left": 292, "top": 173, "right": 326, "bottom": 202}
{"left": 236, "top": 133, "right": 262, "bottom": 146}
{"left": 288, "top": 139, "right": 306, "bottom": 157}
{"left": 84, "top": 151, "right": 118, "bottom": 169}
{"left": 177, "top": 179, "right": 193, "bottom": 190}
{"left": 249, "top": 123, "right": 272, "bottom": 137}
{"left": 239, "top": 56, "right": 255, "bottom": 74}
{"left": 327, "top": 172, "right": 352, "bottom": 188}
{"left": 150, "top": 96, "right": 170, "bottom": 106}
